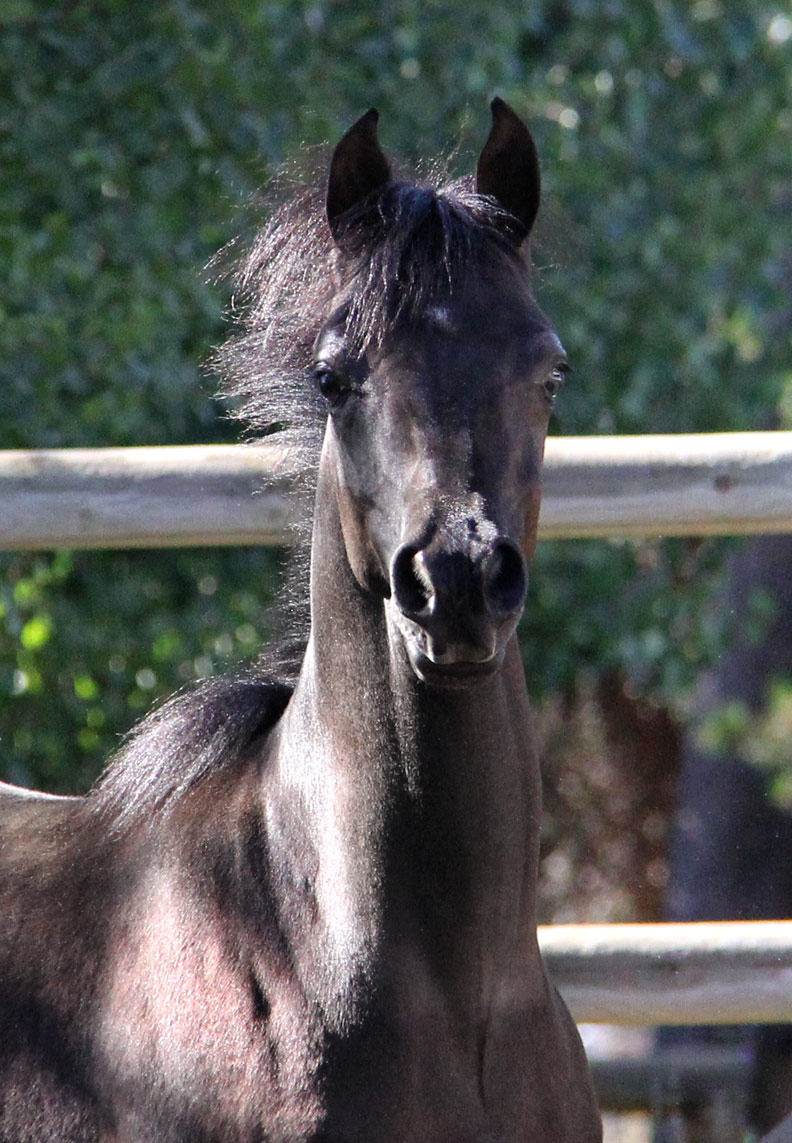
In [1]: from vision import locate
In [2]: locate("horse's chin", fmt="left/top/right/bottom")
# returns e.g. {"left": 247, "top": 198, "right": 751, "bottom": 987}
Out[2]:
{"left": 406, "top": 646, "right": 506, "bottom": 690}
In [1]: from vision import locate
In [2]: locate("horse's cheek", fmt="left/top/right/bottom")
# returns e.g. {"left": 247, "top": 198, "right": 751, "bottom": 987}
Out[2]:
{"left": 334, "top": 474, "right": 389, "bottom": 594}
{"left": 320, "top": 423, "right": 384, "bottom": 591}
{"left": 521, "top": 482, "right": 543, "bottom": 565}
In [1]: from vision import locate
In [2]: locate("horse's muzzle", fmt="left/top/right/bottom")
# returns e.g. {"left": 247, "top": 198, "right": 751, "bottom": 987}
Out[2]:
{"left": 389, "top": 537, "right": 527, "bottom": 684}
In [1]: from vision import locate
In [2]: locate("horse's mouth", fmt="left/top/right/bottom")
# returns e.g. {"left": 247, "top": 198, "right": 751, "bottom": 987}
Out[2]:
{"left": 388, "top": 605, "right": 509, "bottom": 688}
{"left": 408, "top": 647, "right": 505, "bottom": 689}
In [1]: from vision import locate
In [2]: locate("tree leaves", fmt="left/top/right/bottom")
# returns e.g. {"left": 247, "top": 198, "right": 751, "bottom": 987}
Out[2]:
{"left": 3, "top": 0, "right": 791, "bottom": 787}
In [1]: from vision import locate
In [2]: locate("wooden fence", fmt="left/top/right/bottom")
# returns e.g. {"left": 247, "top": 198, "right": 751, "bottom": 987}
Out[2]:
{"left": 2, "top": 432, "right": 792, "bottom": 550}
{"left": 3, "top": 432, "right": 792, "bottom": 1032}
{"left": 539, "top": 920, "right": 792, "bottom": 1026}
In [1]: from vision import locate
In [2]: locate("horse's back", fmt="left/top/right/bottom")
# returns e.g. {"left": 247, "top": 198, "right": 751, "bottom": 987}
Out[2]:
{"left": 0, "top": 777, "right": 81, "bottom": 859}
{"left": 0, "top": 779, "right": 75, "bottom": 823}
{"left": 0, "top": 780, "right": 82, "bottom": 877}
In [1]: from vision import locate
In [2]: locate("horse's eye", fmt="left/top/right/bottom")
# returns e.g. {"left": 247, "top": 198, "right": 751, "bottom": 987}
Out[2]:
{"left": 313, "top": 363, "right": 350, "bottom": 408}
{"left": 543, "top": 365, "right": 568, "bottom": 401}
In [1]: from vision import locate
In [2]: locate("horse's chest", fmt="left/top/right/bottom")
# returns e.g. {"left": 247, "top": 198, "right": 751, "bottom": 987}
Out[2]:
{"left": 318, "top": 963, "right": 508, "bottom": 1140}
{"left": 320, "top": 948, "right": 600, "bottom": 1143}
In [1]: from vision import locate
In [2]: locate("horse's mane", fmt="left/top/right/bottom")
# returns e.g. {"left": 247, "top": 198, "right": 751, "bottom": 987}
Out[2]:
{"left": 90, "top": 162, "right": 529, "bottom": 830}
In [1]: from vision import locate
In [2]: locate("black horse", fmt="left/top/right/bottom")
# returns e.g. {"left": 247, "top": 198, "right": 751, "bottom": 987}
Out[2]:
{"left": 0, "top": 101, "right": 602, "bottom": 1142}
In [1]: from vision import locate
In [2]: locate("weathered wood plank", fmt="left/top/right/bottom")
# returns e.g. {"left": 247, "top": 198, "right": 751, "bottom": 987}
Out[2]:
{"left": 541, "top": 431, "right": 792, "bottom": 538}
{"left": 0, "top": 444, "right": 294, "bottom": 550}
{"left": 1, "top": 432, "right": 792, "bottom": 550}
{"left": 539, "top": 921, "right": 792, "bottom": 1025}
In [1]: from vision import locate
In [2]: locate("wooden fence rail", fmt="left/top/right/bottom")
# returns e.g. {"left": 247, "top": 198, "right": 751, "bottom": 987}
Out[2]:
{"left": 538, "top": 921, "right": 792, "bottom": 1026}
{"left": 2, "top": 432, "right": 792, "bottom": 549}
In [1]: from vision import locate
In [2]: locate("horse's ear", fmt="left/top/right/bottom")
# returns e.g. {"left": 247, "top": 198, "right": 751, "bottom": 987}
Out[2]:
{"left": 476, "top": 98, "right": 541, "bottom": 245}
{"left": 327, "top": 108, "right": 392, "bottom": 240}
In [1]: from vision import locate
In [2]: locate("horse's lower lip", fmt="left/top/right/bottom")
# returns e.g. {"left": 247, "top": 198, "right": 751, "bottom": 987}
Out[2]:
{"left": 409, "top": 649, "right": 504, "bottom": 688}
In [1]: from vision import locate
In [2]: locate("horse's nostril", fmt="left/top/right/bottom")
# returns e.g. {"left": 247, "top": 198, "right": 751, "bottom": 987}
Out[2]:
{"left": 483, "top": 541, "right": 527, "bottom": 617}
{"left": 391, "top": 545, "right": 434, "bottom": 617}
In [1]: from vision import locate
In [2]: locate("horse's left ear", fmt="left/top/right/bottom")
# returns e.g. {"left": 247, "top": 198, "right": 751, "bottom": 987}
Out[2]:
{"left": 327, "top": 108, "right": 392, "bottom": 241}
{"left": 476, "top": 98, "right": 541, "bottom": 245}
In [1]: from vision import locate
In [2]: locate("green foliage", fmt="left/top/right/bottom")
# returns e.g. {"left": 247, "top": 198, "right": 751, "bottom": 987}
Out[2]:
{"left": 514, "top": 0, "right": 792, "bottom": 702}
{"left": 1, "top": 0, "right": 295, "bottom": 789}
{"left": 2, "top": 0, "right": 791, "bottom": 789}
{"left": 697, "top": 678, "right": 792, "bottom": 810}
{"left": 0, "top": 547, "right": 283, "bottom": 790}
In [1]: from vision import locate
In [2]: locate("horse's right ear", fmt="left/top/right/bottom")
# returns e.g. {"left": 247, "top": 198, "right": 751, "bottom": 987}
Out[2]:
{"left": 476, "top": 98, "right": 541, "bottom": 245}
{"left": 326, "top": 108, "right": 392, "bottom": 241}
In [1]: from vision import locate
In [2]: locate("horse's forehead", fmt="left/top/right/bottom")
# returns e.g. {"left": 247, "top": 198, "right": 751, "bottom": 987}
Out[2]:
{"left": 390, "top": 295, "right": 556, "bottom": 376}
{"left": 422, "top": 265, "right": 548, "bottom": 339}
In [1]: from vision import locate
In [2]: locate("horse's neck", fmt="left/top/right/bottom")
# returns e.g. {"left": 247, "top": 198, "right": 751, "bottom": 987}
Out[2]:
{"left": 268, "top": 474, "right": 542, "bottom": 1018}
{"left": 387, "top": 642, "right": 541, "bottom": 947}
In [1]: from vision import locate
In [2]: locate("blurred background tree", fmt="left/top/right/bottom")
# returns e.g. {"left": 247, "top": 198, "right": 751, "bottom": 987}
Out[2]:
{"left": 2, "top": 1, "right": 791, "bottom": 826}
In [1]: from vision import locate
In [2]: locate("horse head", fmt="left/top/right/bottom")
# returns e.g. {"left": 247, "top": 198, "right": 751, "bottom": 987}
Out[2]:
{"left": 314, "top": 100, "right": 567, "bottom": 687}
